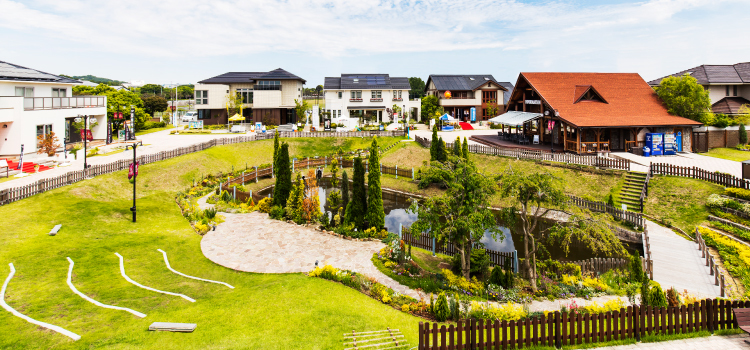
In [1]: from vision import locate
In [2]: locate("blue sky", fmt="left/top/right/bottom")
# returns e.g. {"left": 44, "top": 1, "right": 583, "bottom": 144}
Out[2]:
{"left": 1, "top": 0, "right": 748, "bottom": 86}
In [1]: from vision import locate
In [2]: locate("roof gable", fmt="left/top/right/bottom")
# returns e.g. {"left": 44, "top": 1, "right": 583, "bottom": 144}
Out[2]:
{"left": 573, "top": 85, "right": 607, "bottom": 104}
{"left": 198, "top": 68, "right": 305, "bottom": 84}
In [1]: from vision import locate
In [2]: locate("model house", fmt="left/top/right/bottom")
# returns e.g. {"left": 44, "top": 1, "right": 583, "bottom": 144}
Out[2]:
{"left": 0, "top": 61, "right": 107, "bottom": 157}
{"left": 323, "top": 74, "right": 421, "bottom": 127}
{"left": 649, "top": 63, "right": 750, "bottom": 116}
{"left": 496, "top": 72, "right": 701, "bottom": 154}
{"left": 423, "top": 75, "right": 512, "bottom": 122}
{"left": 194, "top": 68, "right": 306, "bottom": 125}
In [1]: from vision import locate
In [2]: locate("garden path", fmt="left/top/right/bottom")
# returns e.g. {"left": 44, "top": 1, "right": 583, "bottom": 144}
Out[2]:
{"left": 587, "top": 334, "right": 748, "bottom": 350}
{"left": 645, "top": 220, "right": 722, "bottom": 298}
{"left": 197, "top": 192, "right": 215, "bottom": 210}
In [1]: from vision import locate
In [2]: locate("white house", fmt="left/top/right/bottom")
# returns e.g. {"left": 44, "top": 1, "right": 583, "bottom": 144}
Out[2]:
{"left": 0, "top": 61, "right": 107, "bottom": 157}
{"left": 323, "top": 74, "right": 420, "bottom": 128}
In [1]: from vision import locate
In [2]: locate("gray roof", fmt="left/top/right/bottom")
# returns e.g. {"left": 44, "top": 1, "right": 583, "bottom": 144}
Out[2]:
{"left": 0, "top": 61, "right": 80, "bottom": 83}
{"left": 649, "top": 62, "right": 750, "bottom": 85}
{"left": 498, "top": 82, "right": 514, "bottom": 105}
{"left": 198, "top": 68, "right": 306, "bottom": 84}
{"left": 426, "top": 74, "right": 506, "bottom": 92}
{"left": 324, "top": 74, "right": 411, "bottom": 90}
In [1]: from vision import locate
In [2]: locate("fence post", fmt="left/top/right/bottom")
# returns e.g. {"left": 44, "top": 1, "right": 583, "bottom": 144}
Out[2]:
{"left": 271, "top": 163, "right": 274, "bottom": 178}
{"left": 554, "top": 311, "right": 562, "bottom": 349}
{"left": 513, "top": 250, "right": 519, "bottom": 274}
{"left": 412, "top": 167, "right": 415, "bottom": 180}
{"left": 395, "top": 165, "right": 398, "bottom": 179}
{"left": 233, "top": 186, "right": 236, "bottom": 201}
{"left": 432, "top": 237, "right": 436, "bottom": 257}
{"left": 255, "top": 166, "right": 258, "bottom": 183}
{"left": 242, "top": 171, "right": 245, "bottom": 186}
{"left": 398, "top": 223, "right": 402, "bottom": 240}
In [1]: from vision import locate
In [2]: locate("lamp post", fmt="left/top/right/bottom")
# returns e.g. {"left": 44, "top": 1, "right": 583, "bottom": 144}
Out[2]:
{"left": 125, "top": 140, "right": 143, "bottom": 223}
{"left": 75, "top": 115, "right": 96, "bottom": 170}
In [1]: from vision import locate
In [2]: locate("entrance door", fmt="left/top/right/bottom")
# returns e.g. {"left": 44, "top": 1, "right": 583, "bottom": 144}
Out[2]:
{"left": 693, "top": 131, "right": 708, "bottom": 153}
{"left": 674, "top": 128, "right": 683, "bottom": 152}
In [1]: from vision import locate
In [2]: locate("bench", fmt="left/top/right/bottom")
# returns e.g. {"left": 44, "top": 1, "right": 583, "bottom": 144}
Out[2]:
{"left": 49, "top": 224, "right": 61, "bottom": 236}
{"left": 732, "top": 308, "right": 750, "bottom": 344}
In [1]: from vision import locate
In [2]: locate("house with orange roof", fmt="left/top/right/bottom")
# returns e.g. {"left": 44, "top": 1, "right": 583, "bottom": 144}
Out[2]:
{"left": 497, "top": 72, "right": 702, "bottom": 154}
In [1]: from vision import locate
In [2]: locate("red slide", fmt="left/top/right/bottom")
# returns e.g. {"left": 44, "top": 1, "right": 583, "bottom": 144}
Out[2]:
{"left": 459, "top": 122, "right": 474, "bottom": 130}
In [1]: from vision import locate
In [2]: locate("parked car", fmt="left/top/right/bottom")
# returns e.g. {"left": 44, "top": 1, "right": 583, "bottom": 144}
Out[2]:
{"left": 182, "top": 111, "right": 197, "bottom": 123}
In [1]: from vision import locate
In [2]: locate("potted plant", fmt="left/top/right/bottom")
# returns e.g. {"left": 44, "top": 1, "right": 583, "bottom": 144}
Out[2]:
{"left": 34, "top": 164, "right": 40, "bottom": 173}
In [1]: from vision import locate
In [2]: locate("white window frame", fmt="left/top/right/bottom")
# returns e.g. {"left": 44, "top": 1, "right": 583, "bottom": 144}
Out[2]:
{"left": 52, "top": 88, "right": 67, "bottom": 98}
{"left": 15, "top": 87, "right": 34, "bottom": 97}
{"left": 351, "top": 91, "right": 362, "bottom": 99}
{"left": 371, "top": 90, "right": 382, "bottom": 98}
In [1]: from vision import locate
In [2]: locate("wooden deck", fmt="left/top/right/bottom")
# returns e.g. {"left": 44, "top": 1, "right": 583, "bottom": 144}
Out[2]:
{"left": 471, "top": 134, "right": 565, "bottom": 153}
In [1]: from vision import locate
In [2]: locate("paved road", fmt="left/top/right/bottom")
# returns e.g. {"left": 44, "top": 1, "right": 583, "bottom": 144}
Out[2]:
{"left": 0, "top": 129, "right": 248, "bottom": 191}
{"left": 646, "top": 220, "right": 722, "bottom": 298}
{"left": 612, "top": 151, "right": 741, "bottom": 177}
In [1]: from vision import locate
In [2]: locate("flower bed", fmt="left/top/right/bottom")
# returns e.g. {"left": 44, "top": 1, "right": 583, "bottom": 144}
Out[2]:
{"left": 699, "top": 226, "right": 750, "bottom": 298}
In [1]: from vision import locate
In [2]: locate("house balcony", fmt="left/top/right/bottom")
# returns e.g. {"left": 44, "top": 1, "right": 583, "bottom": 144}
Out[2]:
{"left": 17, "top": 96, "right": 107, "bottom": 111}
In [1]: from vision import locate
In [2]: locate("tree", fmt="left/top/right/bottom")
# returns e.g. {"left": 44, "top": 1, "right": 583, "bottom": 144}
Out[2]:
{"left": 330, "top": 157, "right": 340, "bottom": 187}
{"left": 36, "top": 132, "right": 61, "bottom": 156}
{"left": 462, "top": 137, "right": 469, "bottom": 160}
{"left": 141, "top": 95, "right": 168, "bottom": 117}
{"left": 341, "top": 170, "right": 350, "bottom": 212}
{"left": 409, "top": 158, "right": 500, "bottom": 279}
{"left": 273, "top": 143, "right": 292, "bottom": 207}
{"left": 654, "top": 74, "right": 711, "bottom": 122}
{"left": 176, "top": 85, "right": 194, "bottom": 100}
{"left": 421, "top": 95, "right": 440, "bottom": 123}
{"left": 273, "top": 130, "right": 280, "bottom": 177}
{"left": 484, "top": 99, "right": 501, "bottom": 117}
{"left": 302, "top": 169, "right": 321, "bottom": 223}
{"left": 226, "top": 93, "right": 243, "bottom": 118}
{"left": 453, "top": 136, "right": 461, "bottom": 155}
{"left": 409, "top": 77, "right": 426, "bottom": 99}
{"left": 345, "top": 157, "right": 367, "bottom": 229}
{"left": 367, "top": 139, "right": 385, "bottom": 229}
{"left": 74, "top": 84, "right": 150, "bottom": 132}
{"left": 294, "top": 99, "right": 311, "bottom": 124}
{"left": 140, "top": 84, "right": 163, "bottom": 96}
{"left": 740, "top": 123, "right": 748, "bottom": 145}
{"left": 497, "top": 169, "right": 626, "bottom": 291}
{"left": 436, "top": 137, "right": 447, "bottom": 163}
{"left": 430, "top": 125, "right": 439, "bottom": 161}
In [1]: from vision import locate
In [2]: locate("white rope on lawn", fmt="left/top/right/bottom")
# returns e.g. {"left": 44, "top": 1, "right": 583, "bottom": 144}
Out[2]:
{"left": 66, "top": 258, "right": 146, "bottom": 318}
{"left": 1, "top": 263, "right": 82, "bottom": 341}
{"left": 157, "top": 249, "right": 234, "bottom": 289}
{"left": 114, "top": 253, "right": 195, "bottom": 303}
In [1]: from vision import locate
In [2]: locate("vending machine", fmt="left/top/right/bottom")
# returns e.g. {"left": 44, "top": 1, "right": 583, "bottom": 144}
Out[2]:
{"left": 664, "top": 132, "right": 676, "bottom": 155}
{"left": 645, "top": 133, "right": 664, "bottom": 156}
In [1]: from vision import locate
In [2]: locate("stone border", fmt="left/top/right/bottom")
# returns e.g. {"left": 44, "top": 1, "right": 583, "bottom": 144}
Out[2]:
{"left": 66, "top": 257, "right": 146, "bottom": 318}
{"left": 1, "top": 263, "right": 82, "bottom": 341}
{"left": 115, "top": 253, "right": 195, "bottom": 303}
{"left": 157, "top": 249, "right": 234, "bottom": 289}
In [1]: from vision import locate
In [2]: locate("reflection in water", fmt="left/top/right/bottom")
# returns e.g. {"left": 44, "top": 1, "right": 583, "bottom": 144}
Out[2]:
{"left": 259, "top": 179, "right": 642, "bottom": 260}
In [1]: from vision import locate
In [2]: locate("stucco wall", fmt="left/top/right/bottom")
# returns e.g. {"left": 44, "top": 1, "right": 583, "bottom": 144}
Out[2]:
{"left": 195, "top": 83, "right": 229, "bottom": 110}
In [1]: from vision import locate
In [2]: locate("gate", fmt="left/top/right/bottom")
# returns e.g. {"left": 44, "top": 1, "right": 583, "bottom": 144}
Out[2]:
{"left": 693, "top": 131, "right": 708, "bottom": 153}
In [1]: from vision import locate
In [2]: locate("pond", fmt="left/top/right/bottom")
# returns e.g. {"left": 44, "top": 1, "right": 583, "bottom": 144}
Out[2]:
{"left": 257, "top": 178, "right": 642, "bottom": 261}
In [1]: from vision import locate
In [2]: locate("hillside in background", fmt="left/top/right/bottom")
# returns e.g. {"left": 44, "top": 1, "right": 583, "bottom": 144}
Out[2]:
{"left": 60, "top": 74, "right": 126, "bottom": 86}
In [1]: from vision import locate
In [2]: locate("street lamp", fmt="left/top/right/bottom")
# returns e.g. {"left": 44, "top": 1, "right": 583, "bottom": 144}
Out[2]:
{"left": 75, "top": 115, "right": 97, "bottom": 170}
{"left": 125, "top": 140, "right": 143, "bottom": 223}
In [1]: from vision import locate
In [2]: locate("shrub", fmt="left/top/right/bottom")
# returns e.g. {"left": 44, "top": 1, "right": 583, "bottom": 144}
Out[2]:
{"left": 256, "top": 198, "right": 272, "bottom": 213}
{"left": 203, "top": 208, "right": 217, "bottom": 220}
{"left": 648, "top": 283, "right": 668, "bottom": 308}
{"left": 451, "top": 248, "right": 490, "bottom": 279}
{"left": 269, "top": 205, "right": 285, "bottom": 220}
{"left": 629, "top": 253, "right": 644, "bottom": 283}
{"left": 308, "top": 264, "right": 338, "bottom": 279}
{"left": 725, "top": 187, "right": 750, "bottom": 201}
{"left": 442, "top": 269, "right": 484, "bottom": 296}
{"left": 582, "top": 299, "right": 625, "bottom": 314}
{"left": 666, "top": 287, "right": 681, "bottom": 307}
{"left": 741, "top": 124, "right": 748, "bottom": 145}
{"left": 434, "top": 293, "right": 450, "bottom": 322}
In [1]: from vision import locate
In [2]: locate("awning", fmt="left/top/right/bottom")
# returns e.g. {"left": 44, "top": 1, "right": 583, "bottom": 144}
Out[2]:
{"left": 347, "top": 106, "right": 385, "bottom": 109}
{"left": 488, "top": 111, "right": 542, "bottom": 126}
{"left": 439, "top": 113, "right": 457, "bottom": 121}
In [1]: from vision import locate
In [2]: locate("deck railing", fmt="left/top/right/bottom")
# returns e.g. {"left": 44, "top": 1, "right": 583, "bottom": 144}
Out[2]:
{"left": 22, "top": 96, "right": 106, "bottom": 110}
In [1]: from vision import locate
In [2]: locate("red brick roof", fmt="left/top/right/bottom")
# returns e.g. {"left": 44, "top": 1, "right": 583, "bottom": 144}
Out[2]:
{"left": 521, "top": 72, "right": 703, "bottom": 128}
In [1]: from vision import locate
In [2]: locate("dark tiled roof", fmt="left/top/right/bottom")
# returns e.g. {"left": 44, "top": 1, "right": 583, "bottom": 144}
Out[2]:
{"left": 427, "top": 74, "right": 506, "bottom": 92}
{"left": 712, "top": 97, "right": 750, "bottom": 115}
{"left": 198, "top": 68, "right": 305, "bottom": 84}
{"left": 324, "top": 74, "right": 410, "bottom": 90}
{"left": 498, "top": 82, "right": 514, "bottom": 104}
{"left": 648, "top": 63, "right": 750, "bottom": 85}
{"left": 0, "top": 61, "right": 80, "bottom": 83}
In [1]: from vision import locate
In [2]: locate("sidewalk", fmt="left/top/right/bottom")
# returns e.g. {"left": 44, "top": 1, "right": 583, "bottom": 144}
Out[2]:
{"left": 611, "top": 152, "right": 742, "bottom": 177}
{"left": 583, "top": 334, "right": 748, "bottom": 349}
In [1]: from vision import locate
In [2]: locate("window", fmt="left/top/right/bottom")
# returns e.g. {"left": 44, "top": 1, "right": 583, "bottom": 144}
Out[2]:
{"left": 371, "top": 90, "right": 382, "bottom": 98}
{"left": 338, "top": 92, "right": 342, "bottom": 99}
{"left": 338, "top": 110, "right": 341, "bottom": 118}
{"left": 196, "top": 90, "right": 208, "bottom": 105}
{"left": 237, "top": 88, "right": 253, "bottom": 104}
{"left": 350, "top": 90, "right": 362, "bottom": 99}
{"left": 36, "top": 124, "right": 52, "bottom": 146}
{"left": 15, "top": 87, "right": 33, "bottom": 97}
{"left": 197, "top": 110, "right": 211, "bottom": 120}
{"left": 734, "top": 85, "right": 738, "bottom": 97}
{"left": 52, "top": 88, "right": 67, "bottom": 97}
{"left": 255, "top": 81, "right": 281, "bottom": 90}
{"left": 726, "top": 86, "right": 731, "bottom": 96}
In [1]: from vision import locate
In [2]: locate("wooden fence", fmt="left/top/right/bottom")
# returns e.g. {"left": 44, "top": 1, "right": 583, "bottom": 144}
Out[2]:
{"left": 418, "top": 299, "right": 745, "bottom": 349}
{"left": 415, "top": 136, "right": 630, "bottom": 171}
{"left": 402, "top": 231, "right": 516, "bottom": 272}
{"left": 276, "top": 130, "right": 407, "bottom": 138}
{"left": 695, "top": 227, "right": 727, "bottom": 298}
{"left": 650, "top": 163, "right": 749, "bottom": 189}
{"left": 566, "top": 195, "right": 643, "bottom": 229}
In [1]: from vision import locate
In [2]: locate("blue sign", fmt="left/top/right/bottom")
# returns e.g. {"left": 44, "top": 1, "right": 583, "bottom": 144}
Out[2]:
{"left": 189, "top": 121, "right": 204, "bottom": 129}
{"left": 676, "top": 131, "right": 682, "bottom": 152}
{"left": 470, "top": 107, "right": 476, "bottom": 122}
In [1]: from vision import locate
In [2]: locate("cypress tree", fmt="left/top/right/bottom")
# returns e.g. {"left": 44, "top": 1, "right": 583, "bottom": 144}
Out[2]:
{"left": 346, "top": 157, "right": 367, "bottom": 229}
{"left": 462, "top": 137, "right": 469, "bottom": 160}
{"left": 341, "top": 170, "right": 350, "bottom": 212}
{"left": 273, "top": 143, "right": 292, "bottom": 207}
{"left": 436, "top": 137, "right": 447, "bottom": 162}
{"left": 741, "top": 124, "right": 748, "bottom": 145}
{"left": 273, "top": 130, "right": 280, "bottom": 177}
{"left": 286, "top": 172, "right": 304, "bottom": 221}
{"left": 430, "top": 125, "right": 439, "bottom": 161}
{"left": 453, "top": 136, "right": 461, "bottom": 155}
{"left": 367, "top": 139, "right": 384, "bottom": 229}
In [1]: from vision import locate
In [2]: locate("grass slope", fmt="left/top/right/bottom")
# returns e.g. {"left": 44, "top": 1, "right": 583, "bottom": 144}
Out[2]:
{"left": 0, "top": 137, "right": 419, "bottom": 350}
{"left": 700, "top": 148, "right": 750, "bottom": 162}
{"left": 644, "top": 176, "right": 724, "bottom": 234}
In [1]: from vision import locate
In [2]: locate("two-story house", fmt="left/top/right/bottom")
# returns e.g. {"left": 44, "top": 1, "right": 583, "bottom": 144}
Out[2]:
{"left": 648, "top": 63, "right": 750, "bottom": 116}
{"left": 0, "top": 61, "right": 107, "bottom": 157}
{"left": 194, "top": 68, "right": 306, "bottom": 125}
{"left": 424, "top": 75, "right": 512, "bottom": 122}
{"left": 323, "top": 74, "right": 421, "bottom": 127}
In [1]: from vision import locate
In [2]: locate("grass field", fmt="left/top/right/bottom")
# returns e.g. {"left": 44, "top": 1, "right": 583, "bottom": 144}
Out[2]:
{"left": 135, "top": 125, "right": 175, "bottom": 136}
{"left": 699, "top": 147, "right": 750, "bottom": 162}
{"left": 643, "top": 175, "right": 724, "bottom": 234}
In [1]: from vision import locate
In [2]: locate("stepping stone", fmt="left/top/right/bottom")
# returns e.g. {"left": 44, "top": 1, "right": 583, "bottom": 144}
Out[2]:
{"left": 49, "top": 224, "right": 62, "bottom": 236}
{"left": 148, "top": 322, "right": 197, "bottom": 333}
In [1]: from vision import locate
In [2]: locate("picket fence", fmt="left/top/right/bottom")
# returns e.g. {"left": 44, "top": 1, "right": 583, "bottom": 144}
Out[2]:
{"left": 401, "top": 231, "right": 516, "bottom": 271}
{"left": 566, "top": 195, "right": 644, "bottom": 229}
{"left": 695, "top": 227, "right": 727, "bottom": 298}
{"left": 418, "top": 299, "right": 745, "bottom": 349}
{"left": 650, "top": 163, "right": 749, "bottom": 189}
{"left": 414, "top": 136, "right": 630, "bottom": 171}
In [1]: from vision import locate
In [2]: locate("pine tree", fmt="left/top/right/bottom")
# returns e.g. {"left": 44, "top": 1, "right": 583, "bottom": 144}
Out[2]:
{"left": 462, "top": 137, "right": 469, "bottom": 160}
{"left": 286, "top": 172, "right": 304, "bottom": 222}
{"left": 330, "top": 157, "right": 339, "bottom": 187}
{"left": 273, "top": 143, "right": 292, "bottom": 207}
{"left": 273, "top": 130, "right": 280, "bottom": 177}
{"left": 341, "top": 170, "right": 350, "bottom": 212}
{"left": 741, "top": 124, "right": 748, "bottom": 145}
{"left": 430, "top": 125, "right": 439, "bottom": 161}
{"left": 453, "top": 136, "right": 461, "bottom": 155}
{"left": 346, "top": 157, "right": 367, "bottom": 229}
{"left": 366, "top": 139, "right": 384, "bottom": 229}
{"left": 436, "top": 137, "right": 447, "bottom": 162}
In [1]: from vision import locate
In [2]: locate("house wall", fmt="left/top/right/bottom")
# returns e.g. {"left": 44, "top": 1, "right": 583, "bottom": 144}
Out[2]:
{"left": 280, "top": 80, "right": 303, "bottom": 107}
{"left": 253, "top": 91, "right": 282, "bottom": 108}
{"left": 194, "top": 83, "right": 229, "bottom": 109}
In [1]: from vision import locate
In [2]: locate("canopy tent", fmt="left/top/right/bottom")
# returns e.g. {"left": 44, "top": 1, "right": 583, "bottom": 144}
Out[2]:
{"left": 439, "top": 113, "right": 457, "bottom": 121}
{"left": 488, "top": 111, "right": 542, "bottom": 126}
{"left": 228, "top": 114, "right": 244, "bottom": 122}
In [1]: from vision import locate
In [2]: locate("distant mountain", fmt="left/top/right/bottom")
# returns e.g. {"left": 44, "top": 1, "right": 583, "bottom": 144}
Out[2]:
{"left": 59, "top": 74, "right": 126, "bottom": 86}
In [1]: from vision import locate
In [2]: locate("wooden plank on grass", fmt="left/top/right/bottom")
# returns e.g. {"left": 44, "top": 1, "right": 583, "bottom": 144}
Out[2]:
{"left": 148, "top": 322, "right": 197, "bottom": 333}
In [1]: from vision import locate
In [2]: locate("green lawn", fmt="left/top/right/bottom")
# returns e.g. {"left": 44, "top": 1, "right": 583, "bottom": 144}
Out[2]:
{"left": 644, "top": 175, "right": 724, "bottom": 234}
{"left": 0, "top": 137, "right": 421, "bottom": 350}
{"left": 135, "top": 125, "right": 176, "bottom": 136}
{"left": 700, "top": 147, "right": 750, "bottom": 162}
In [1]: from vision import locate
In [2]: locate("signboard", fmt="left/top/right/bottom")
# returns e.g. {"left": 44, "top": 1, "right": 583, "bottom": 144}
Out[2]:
{"left": 189, "top": 121, "right": 204, "bottom": 129}
{"left": 79, "top": 129, "right": 93, "bottom": 141}
{"left": 128, "top": 162, "right": 139, "bottom": 179}
{"left": 107, "top": 121, "right": 112, "bottom": 144}
{"left": 255, "top": 122, "right": 262, "bottom": 132}
{"left": 130, "top": 106, "right": 135, "bottom": 140}
{"left": 547, "top": 120, "right": 556, "bottom": 131}
{"left": 324, "top": 119, "right": 331, "bottom": 131}
{"left": 470, "top": 107, "right": 476, "bottom": 122}
{"left": 118, "top": 130, "right": 125, "bottom": 140}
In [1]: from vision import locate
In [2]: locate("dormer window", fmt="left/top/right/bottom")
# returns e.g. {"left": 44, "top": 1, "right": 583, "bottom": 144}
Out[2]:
{"left": 574, "top": 85, "right": 607, "bottom": 103}
{"left": 484, "top": 77, "right": 489, "bottom": 80}
{"left": 469, "top": 78, "right": 475, "bottom": 81}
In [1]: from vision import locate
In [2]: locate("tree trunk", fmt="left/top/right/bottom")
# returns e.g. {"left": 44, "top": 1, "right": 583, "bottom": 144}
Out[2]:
{"left": 459, "top": 241, "right": 471, "bottom": 280}
{"left": 530, "top": 235, "right": 538, "bottom": 292}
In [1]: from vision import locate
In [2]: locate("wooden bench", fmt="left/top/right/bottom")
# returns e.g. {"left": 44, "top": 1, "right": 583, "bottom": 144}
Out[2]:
{"left": 732, "top": 308, "right": 750, "bottom": 344}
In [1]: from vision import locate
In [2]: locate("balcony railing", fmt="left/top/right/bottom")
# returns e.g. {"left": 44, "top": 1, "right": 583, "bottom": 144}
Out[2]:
{"left": 253, "top": 85, "right": 282, "bottom": 91}
{"left": 370, "top": 98, "right": 383, "bottom": 102}
{"left": 350, "top": 98, "right": 362, "bottom": 102}
{"left": 21, "top": 96, "right": 106, "bottom": 111}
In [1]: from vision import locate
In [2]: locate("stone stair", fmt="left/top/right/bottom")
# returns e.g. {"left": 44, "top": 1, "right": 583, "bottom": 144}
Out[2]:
{"left": 617, "top": 171, "right": 647, "bottom": 211}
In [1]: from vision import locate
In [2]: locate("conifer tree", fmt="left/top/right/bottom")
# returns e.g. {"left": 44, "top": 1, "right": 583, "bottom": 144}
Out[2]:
{"left": 286, "top": 172, "right": 304, "bottom": 222}
{"left": 341, "top": 170, "right": 350, "bottom": 212}
{"left": 430, "top": 125, "right": 439, "bottom": 161}
{"left": 741, "top": 123, "right": 748, "bottom": 145}
{"left": 346, "top": 157, "right": 367, "bottom": 229}
{"left": 273, "top": 143, "right": 292, "bottom": 207}
{"left": 462, "top": 137, "right": 469, "bottom": 160}
{"left": 273, "top": 130, "right": 280, "bottom": 177}
{"left": 453, "top": 136, "right": 461, "bottom": 155}
{"left": 436, "top": 137, "right": 447, "bottom": 162}
{"left": 366, "top": 139, "right": 384, "bottom": 229}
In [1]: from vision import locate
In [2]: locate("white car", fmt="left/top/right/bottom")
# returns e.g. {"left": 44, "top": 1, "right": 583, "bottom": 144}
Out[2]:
{"left": 182, "top": 111, "right": 197, "bottom": 123}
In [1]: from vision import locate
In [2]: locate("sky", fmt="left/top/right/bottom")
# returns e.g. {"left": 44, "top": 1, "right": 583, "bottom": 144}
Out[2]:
{"left": 1, "top": 0, "right": 748, "bottom": 87}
